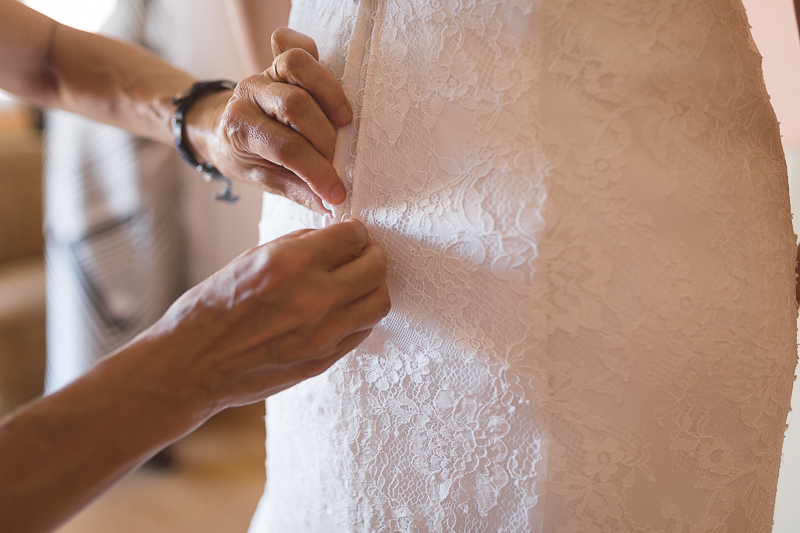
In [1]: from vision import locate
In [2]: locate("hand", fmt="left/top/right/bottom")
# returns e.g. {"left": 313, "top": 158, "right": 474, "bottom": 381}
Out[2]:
{"left": 143, "top": 219, "right": 390, "bottom": 414}
{"left": 0, "top": 220, "right": 387, "bottom": 533}
{"left": 186, "top": 28, "right": 350, "bottom": 215}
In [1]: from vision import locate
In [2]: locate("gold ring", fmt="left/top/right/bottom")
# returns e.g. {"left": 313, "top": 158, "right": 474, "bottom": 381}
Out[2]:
{"left": 266, "top": 60, "right": 288, "bottom": 84}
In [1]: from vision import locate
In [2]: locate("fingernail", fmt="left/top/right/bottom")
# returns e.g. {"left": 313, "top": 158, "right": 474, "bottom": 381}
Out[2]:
{"left": 330, "top": 184, "right": 346, "bottom": 205}
{"left": 334, "top": 104, "right": 352, "bottom": 126}
{"left": 343, "top": 217, "right": 368, "bottom": 239}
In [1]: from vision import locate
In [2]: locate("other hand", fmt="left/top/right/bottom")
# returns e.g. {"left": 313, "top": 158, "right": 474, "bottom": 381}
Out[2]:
{"left": 144, "top": 219, "right": 390, "bottom": 414}
{"left": 185, "top": 28, "right": 350, "bottom": 215}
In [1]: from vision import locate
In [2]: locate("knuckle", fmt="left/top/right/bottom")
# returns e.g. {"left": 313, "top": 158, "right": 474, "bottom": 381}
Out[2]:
{"left": 230, "top": 76, "right": 260, "bottom": 106}
{"left": 219, "top": 98, "right": 243, "bottom": 127}
{"left": 273, "top": 132, "right": 306, "bottom": 162}
{"left": 226, "top": 123, "right": 251, "bottom": 156}
{"left": 261, "top": 245, "right": 301, "bottom": 280}
{"left": 218, "top": 111, "right": 234, "bottom": 139}
{"left": 279, "top": 47, "right": 310, "bottom": 73}
{"left": 264, "top": 241, "right": 309, "bottom": 272}
{"left": 220, "top": 103, "right": 252, "bottom": 152}
{"left": 233, "top": 75, "right": 257, "bottom": 94}
{"left": 218, "top": 105, "right": 233, "bottom": 130}
{"left": 279, "top": 87, "right": 312, "bottom": 119}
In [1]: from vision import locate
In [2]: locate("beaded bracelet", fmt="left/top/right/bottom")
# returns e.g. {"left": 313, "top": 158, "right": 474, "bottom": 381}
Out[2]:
{"left": 171, "top": 80, "right": 239, "bottom": 203}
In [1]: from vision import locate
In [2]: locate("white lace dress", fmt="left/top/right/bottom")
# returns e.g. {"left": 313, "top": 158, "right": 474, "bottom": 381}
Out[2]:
{"left": 249, "top": 1, "right": 797, "bottom": 531}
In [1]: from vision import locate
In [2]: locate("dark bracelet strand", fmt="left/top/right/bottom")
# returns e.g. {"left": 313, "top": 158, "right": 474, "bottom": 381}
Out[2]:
{"left": 171, "top": 80, "right": 239, "bottom": 203}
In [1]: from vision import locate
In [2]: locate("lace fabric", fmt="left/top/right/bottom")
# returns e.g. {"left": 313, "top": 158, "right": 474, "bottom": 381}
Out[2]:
{"left": 250, "top": 1, "right": 797, "bottom": 531}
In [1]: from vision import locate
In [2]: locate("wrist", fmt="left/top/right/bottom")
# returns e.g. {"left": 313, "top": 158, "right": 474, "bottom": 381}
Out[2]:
{"left": 98, "top": 332, "right": 215, "bottom": 445}
{"left": 183, "top": 88, "right": 233, "bottom": 170}
{"left": 172, "top": 80, "right": 238, "bottom": 201}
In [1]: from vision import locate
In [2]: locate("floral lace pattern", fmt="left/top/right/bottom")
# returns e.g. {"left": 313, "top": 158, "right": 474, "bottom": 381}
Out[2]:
{"left": 250, "top": 1, "right": 797, "bottom": 532}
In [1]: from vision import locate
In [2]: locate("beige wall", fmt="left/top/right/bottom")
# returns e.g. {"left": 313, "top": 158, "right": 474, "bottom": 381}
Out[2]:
{"left": 742, "top": 1, "right": 800, "bottom": 529}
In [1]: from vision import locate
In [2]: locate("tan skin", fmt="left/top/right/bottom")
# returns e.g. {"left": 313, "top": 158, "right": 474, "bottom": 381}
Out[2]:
{"left": 0, "top": 0, "right": 348, "bottom": 214}
{"left": 0, "top": 222, "right": 390, "bottom": 533}
{"left": 0, "top": 2, "right": 390, "bottom": 532}
{"left": 206, "top": 27, "right": 354, "bottom": 213}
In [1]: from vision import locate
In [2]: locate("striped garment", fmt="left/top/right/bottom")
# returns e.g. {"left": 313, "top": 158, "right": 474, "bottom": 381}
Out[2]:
{"left": 43, "top": 0, "right": 186, "bottom": 392}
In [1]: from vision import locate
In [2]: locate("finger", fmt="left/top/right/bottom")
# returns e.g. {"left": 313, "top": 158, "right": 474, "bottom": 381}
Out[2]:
{"left": 298, "top": 219, "right": 370, "bottom": 270}
{"left": 245, "top": 165, "right": 329, "bottom": 215}
{"left": 278, "top": 173, "right": 330, "bottom": 214}
{"left": 296, "top": 287, "right": 388, "bottom": 360}
{"left": 267, "top": 285, "right": 385, "bottom": 366}
{"left": 260, "top": 82, "right": 337, "bottom": 159}
{"left": 271, "top": 27, "right": 319, "bottom": 60}
{"left": 293, "top": 328, "right": 372, "bottom": 378}
{"left": 282, "top": 228, "right": 316, "bottom": 239}
{"left": 270, "top": 48, "right": 352, "bottom": 127}
{"left": 334, "top": 327, "right": 373, "bottom": 356}
{"left": 320, "top": 283, "right": 391, "bottom": 340}
{"left": 329, "top": 243, "right": 387, "bottom": 305}
{"left": 223, "top": 95, "right": 346, "bottom": 205}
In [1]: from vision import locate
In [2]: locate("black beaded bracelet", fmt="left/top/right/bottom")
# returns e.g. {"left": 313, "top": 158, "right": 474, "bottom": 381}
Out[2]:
{"left": 171, "top": 80, "right": 239, "bottom": 203}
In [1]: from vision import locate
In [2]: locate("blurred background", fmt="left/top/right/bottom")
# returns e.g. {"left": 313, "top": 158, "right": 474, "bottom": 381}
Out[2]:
{"left": 0, "top": 0, "right": 268, "bottom": 531}
{"left": 0, "top": 0, "right": 797, "bottom": 531}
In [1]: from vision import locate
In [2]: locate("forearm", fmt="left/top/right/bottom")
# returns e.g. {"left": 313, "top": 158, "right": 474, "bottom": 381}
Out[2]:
{"left": 0, "top": 335, "right": 203, "bottom": 533}
{"left": 2, "top": 5, "right": 351, "bottom": 207}
{"left": 41, "top": 23, "right": 195, "bottom": 144}
{"left": 0, "top": 219, "right": 389, "bottom": 533}
{"left": 226, "top": 0, "right": 291, "bottom": 72}
{"left": 0, "top": 1, "right": 197, "bottom": 145}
